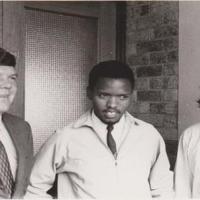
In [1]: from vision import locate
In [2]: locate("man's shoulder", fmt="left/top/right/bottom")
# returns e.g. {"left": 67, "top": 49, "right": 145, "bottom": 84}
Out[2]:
{"left": 181, "top": 123, "right": 200, "bottom": 143}
{"left": 126, "top": 112, "right": 156, "bottom": 129}
{"left": 54, "top": 111, "right": 93, "bottom": 141}
{"left": 126, "top": 112, "right": 161, "bottom": 138}
{"left": 3, "top": 112, "right": 26, "bottom": 122}
{"left": 2, "top": 112, "right": 30, "bottom": 128}
{"left": 184, "top": 123, "right": 200, "bottom": 132}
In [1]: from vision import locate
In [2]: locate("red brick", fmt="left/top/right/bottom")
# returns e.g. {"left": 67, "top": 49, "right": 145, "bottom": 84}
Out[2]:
{"left": 150, "top": 2, "right": 178, "bottom": 25}
{"left": 168, "top": 50, "right": 178, "bottom": 62}
{"left": 140, "top": 5, "right": 150, "bottom": 16}
{"left": 136, "top": 17, "right": 152, "bottom": 30}
{"left": 163, "top": 114, "right": 177, "bottom": 128}
{"left": 136, "top": 65, "right": 162, "bottom": 77}
{"left": 137, "top": 113, "right": 164, "bottom": 127}
{"left": 164, "top": 102, "right": 177, "bottom": 114}
{"left": 154, "top": 25, "right": 178, "bottom": 38}
{"left": 163, "top": 89, "right": 177, "bottom": 101}
{"left": 135, "top": 78, "right": 149, "bottom": 90}
{"left": 131, "top": 102, "right": 150, "bottom": 113}
{"left": 150, "top": 52, "right": 167, "bottom": 64}
{"left": 163, "top": 63, "right": 178, "bottom": 75}
{"left": 127, "top": 29, "right": 154, "bottom": 42}
{"left": 127, "top": 54, "right": 149, "bottom": 66}
{"left": 163, "top": 8, "right": 179, "bottom": 24}
{"left": 162, "top": 38, "right": 178, "bottom": 51}
{"left": 150, "top": 77, "right": 163, "bottom": 89}
{"left": 126, "top": 1, "right": 179, "bottom": 163}
{"left": 138, "top": 91, "right": 161, "bottom": 101}
{"left": 163, "top": 76, "right": 178, "bottom": 89}
{"left": 150, "top": 103, "right": 165, "bottom": 113}
{"left": 150, "top": 102, "right": 177, "bottom": 114}
{"left": 136, "top": 40, "right": 163, "bottom": 54}
{"left": 158, "top": 128, "right": 178, "bottom": 140}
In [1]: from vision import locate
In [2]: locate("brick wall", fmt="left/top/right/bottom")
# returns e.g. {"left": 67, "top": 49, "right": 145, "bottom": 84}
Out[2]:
{"left": 126, "top": 1, "right": 178, "bottom": 169}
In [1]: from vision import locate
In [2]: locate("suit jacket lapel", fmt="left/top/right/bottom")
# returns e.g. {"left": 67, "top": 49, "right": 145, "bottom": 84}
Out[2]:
{"left": 2, "top": 113, "right": 18, "bottom": 153}
{"left": 2, "top": 113, "right": 26, "bottom": 196}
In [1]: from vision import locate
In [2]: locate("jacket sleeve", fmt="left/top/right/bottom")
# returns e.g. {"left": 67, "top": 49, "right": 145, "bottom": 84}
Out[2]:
{"left": 24, "top": 129, "right": 67, "bottom": 199}
{"left": 174, "top": 132, "right": 192, "bottom": 198}
{"left": 148, "top": 135, "right": 174, "bottom": 198}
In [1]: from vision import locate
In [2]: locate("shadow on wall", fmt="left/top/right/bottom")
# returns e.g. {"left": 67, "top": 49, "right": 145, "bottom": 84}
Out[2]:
{"left": 165, "top": 140, "right": 178, "bottom": 171}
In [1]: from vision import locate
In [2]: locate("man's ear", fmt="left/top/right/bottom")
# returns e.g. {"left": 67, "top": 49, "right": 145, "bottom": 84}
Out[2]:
{"left": 130, "top": 90, "right": 135, "bottom": 101}
{"left": 87, "top": 86, "right": 92, "bottom": 100}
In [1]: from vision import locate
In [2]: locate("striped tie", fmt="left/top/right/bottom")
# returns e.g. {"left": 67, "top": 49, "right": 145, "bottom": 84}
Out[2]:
{"left": 0, "top": 140, "right": 14, "bottom": 198}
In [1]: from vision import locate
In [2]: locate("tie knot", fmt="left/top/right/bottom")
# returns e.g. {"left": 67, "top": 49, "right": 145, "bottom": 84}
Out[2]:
{"left": 107, "top": 124, "right": 113, "bottom": 132}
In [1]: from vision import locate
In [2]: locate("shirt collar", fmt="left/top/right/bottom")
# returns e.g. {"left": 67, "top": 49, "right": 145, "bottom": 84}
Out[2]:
{"left": 73, "top": 109, "right": 93, "bottom": 128}
{"left": 92, "top": 110, "right": 125, "bottom": 130}
{"left": 73, "top": 109, "right": 132, "bottom": 129}
{"left": 91, "top": 110, "right": 107, "bottom": 134}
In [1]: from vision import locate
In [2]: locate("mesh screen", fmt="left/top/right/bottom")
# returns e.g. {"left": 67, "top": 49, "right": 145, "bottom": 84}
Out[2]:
{"left": 25, "top": 8, "right": 97, "bottom": 153}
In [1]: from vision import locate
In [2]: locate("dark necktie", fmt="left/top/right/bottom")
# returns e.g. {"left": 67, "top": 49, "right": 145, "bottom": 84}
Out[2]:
{"left": 0, "top": 140, "right": 14, "bottom": 198}
{"left": 107, "top": 124, "right": 117, "bottom": 156}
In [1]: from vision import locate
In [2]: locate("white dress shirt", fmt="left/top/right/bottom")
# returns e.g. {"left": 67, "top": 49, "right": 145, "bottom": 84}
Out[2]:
{"left": 0, "top": 116, "right": 17, "bottom": 179}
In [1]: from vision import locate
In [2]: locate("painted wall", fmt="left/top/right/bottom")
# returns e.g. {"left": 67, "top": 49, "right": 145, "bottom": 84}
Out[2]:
{"left": 179, "top": 2, "right": 200, "bottom": 136}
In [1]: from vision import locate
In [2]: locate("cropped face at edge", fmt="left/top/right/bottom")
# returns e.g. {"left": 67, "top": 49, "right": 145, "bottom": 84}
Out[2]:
{"left": 0, "top": 65, "right": 17, "bottom": 114}
{"left": 88, "top": 77, "right": 133, "bottom": 124}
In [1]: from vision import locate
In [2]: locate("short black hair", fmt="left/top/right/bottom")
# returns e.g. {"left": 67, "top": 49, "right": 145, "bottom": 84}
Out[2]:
{"left": 88, "top": 60, "right": 134, "bottom": 90}
{"left": 0, "top": 48, "right": 16, "bottom": 67}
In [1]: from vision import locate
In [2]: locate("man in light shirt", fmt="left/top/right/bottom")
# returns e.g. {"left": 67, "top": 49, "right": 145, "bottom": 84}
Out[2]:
{"left": 0, "top": 48, "right": 33, "bottom": 198}
{"left": 174, "top": 120, "right": 200, "bottom": 198}
{"left": 26, "top": 60, "right": 173, "bottom": 199}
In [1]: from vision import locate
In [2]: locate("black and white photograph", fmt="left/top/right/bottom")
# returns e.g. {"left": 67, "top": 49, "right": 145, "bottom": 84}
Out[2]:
{"left": 0, "top": 0, "right": 198, "bottom": 199}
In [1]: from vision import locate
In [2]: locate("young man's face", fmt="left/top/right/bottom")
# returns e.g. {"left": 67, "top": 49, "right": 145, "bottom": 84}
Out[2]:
{"left": 0, "top": 65, "right": 17, "bottom": 114}
{"left": 88, "top": 77, "right": 133, "bottom": 124}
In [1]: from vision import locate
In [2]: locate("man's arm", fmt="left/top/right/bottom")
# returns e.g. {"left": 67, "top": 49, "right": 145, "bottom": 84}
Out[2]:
{"left": 149, "top": 135, "right": 174, "bottom": 198}
{"left": 174, "top": 133, "right": 192, "bottom": 198}
{"left": 25, "top": 130, "right": 66, "bottom": 199}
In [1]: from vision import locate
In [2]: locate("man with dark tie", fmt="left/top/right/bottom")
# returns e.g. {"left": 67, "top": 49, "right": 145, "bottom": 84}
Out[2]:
{"left": 0, "top": 48, "right": 33, "bottom": 198}
{"left": 26, "top": 60, "right": 173, "bottom": 198}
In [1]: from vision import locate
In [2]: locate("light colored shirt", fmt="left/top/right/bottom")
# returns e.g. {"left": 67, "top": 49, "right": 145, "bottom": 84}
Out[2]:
{"left": 175, "top": 123, "right": 200, "bottom": 198}
{"left": 91, "top": 110, "right": 125, "bottom": 151}
{"left": 25, "top": 110, "right": 173, "bottom": 199}
{"left": 0, "top": 116, "right": 17, "bottom": 179}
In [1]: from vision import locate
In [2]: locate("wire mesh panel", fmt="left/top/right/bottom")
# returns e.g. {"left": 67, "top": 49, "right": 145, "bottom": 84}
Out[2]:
{"left": 25, "top": 8, "right": 97, "bottom": 153}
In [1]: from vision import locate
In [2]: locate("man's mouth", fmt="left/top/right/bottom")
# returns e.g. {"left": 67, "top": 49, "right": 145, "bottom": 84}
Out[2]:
{"left": 104, "top": 110, "right": 119, "bottom": 118}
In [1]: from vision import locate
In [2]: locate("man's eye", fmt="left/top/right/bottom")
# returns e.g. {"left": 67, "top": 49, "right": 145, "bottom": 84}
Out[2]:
{"left": 119, "top": 95, "right": 128, "bottom": 100}
{"left": 10, "top": 76, "right": 17, "bottom": 81}
{"left": 99, "top": 93, "right": 107, "bottom": 98}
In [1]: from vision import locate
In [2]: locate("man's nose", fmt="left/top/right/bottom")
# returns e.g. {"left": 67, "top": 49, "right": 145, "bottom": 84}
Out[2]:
{"left": 107, "top": 97, "right": 117, "bottom": 108}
